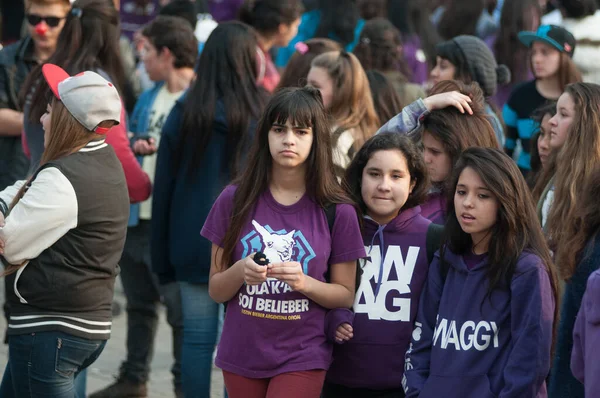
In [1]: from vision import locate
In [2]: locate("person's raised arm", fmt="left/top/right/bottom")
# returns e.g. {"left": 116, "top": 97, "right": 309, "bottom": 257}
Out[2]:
{"left": 377, "top": 92, "right": 473, "bottom": 136}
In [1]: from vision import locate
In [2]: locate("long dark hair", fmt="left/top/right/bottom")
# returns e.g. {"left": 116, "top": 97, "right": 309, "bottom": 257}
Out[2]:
{"left": 176, "top": 22, "right": 267, "bottom": 178}
{"left": 276, "top": 38, "right": 341, "bottom": 89}
{"left": 366, "top": 70, "right": 403, "bottom": 123}
{"left": 387, "top": 0, "right": 439, "bottom": 67}
{"left": 238, "top": 0, "right": 304, "bottom": 37}
{"left": 23, "top": 0, "right": 125, "bottom": 121}
{"left": 354, "top": 18, "right": 413, "bottom": 80}
{"left": 437, "top": 0, "right": 483, "bottom": 40}
{"left": 494, "top": 0, "right": 540, "bottom": 83}
{"left": 219, "top": 87, "right": 353, "bottom": 269}
{"left": 560, "top": 0, "right": 597, "bottom": 18}
{"left": 442, "top": 147, "right": 558, "bottom": 345}
{"left": 528, "top": 102, "right": 556, "bottom": 190}
{"left": 343, "top": 133, "right": 429, "bottom": 216}
{"left": 314, "top": 0, "right": 360, "bottom": 46}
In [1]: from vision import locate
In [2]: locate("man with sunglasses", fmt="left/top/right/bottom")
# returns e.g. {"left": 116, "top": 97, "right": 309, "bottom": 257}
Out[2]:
{"left": 0, "top": 0, "right": 70, "bottom": 193}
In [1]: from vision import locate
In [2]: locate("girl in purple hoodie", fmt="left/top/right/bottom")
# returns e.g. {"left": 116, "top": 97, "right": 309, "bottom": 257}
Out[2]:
{"left": 404, "top": 147, "right": 559, "bottom": 398}
{"left": 323, "top": 133, "right": 439, "bottom": 398}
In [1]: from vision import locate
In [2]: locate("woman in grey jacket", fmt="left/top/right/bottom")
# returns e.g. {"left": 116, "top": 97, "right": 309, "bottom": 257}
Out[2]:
{"left": 0, "top": 64, "right": 129, "bottom": 397}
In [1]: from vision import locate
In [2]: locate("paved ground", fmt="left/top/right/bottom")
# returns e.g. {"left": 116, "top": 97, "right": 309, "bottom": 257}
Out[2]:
{"left": 0, "top": 280, "right": 225, "bottom": 398}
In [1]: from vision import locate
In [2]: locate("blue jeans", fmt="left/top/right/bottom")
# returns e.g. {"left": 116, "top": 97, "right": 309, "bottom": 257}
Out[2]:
{"left": 179, "top": 282, "right": 220, "bottom": 397}
{"left": 0, "top": 331, "right": 106, "bottom": 398}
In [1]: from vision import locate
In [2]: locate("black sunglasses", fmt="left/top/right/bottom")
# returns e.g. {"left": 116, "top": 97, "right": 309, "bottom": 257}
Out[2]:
{"left": 26, "top": 14, "right": 65, "bottom": 28}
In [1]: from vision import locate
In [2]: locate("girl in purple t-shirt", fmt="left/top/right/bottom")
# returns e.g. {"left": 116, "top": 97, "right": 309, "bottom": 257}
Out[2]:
{"left": 404, "top": 148, "right": 558, "bottom": 398}
{"left": 201, "top": 86, "right": 366, "bottom": 398}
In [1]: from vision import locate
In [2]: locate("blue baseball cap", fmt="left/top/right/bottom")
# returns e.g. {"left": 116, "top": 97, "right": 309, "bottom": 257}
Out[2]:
{"left": 518, "top": 25, "right": 576, "bottom": 57}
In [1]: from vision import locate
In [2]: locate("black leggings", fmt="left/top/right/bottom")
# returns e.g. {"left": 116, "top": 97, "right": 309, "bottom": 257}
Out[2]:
{"left": 322, "top": 380, "right": 406, "bottom": 398}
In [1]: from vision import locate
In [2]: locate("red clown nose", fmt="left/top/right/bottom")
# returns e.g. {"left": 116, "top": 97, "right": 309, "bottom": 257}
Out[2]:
{"left": 35, "top": 23, "right": 48, "bottom": 37}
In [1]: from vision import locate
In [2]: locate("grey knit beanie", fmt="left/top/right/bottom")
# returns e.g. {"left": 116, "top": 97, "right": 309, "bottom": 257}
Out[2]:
{"left": 437, "top": 35, "right": 511, "bottom": 97}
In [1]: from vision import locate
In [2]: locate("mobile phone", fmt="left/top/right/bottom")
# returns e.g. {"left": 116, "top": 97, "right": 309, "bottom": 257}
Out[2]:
{"left": 254, "top": 252, "right": 270, "bottom": 266}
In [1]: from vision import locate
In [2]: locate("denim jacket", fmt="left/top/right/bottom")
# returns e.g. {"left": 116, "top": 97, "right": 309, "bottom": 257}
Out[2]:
{"left": 376, "top": 98, "right": 429, "bottom": 136}
{"left": 377, "top": 98, "right": 505, "bottom": 149}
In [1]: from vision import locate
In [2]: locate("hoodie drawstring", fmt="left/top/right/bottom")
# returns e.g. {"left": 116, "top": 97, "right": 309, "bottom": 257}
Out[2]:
{"left": 368, "top": 224, "right": 387, "bottom": 298}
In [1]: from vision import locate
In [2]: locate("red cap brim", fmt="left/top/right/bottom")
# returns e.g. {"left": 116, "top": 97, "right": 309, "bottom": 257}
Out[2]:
{"left": 42, "top": 64, "right": 70, "bottom": 100}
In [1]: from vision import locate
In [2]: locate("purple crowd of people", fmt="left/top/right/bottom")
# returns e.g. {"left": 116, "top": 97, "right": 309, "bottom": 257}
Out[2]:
{"left": 0, "top": 0, "right": 600, "bottom": 398}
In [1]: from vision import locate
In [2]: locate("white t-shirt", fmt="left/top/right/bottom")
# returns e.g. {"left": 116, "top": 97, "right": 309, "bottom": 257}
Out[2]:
{"left": 139, "top": 84, "right": 184, "bottom": 220}
{"left": 331, "top": 126, "right": 355, "bottom": 172}
{"left": 541, "top": 186, "right": 555, "bottom": 229}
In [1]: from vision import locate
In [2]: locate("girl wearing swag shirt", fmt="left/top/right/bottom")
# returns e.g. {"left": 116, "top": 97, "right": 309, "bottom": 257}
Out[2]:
{"left": 201, "top": 87, "right": 365, "bottom": 398}
{"left": 323, "top": 134, "right": 437, "bottom": 398}
{"left": 404, "top": 148, "right": 558, "bottom": 398}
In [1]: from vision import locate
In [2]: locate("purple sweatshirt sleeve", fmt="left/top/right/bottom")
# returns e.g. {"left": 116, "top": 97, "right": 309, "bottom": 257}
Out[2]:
{"left": 571, "top": 279, "right": 588, "bottom": 385}
{"left": 499, "top": 262, "right": 554, "bottom": 398}
{"left": 403, "top": 256, "right": 444, "bottom": 397}
{"left": 571, "top": 270, "right": 600, "bottom": 397}
{"left": 376, "top": 99, "right": 429, "bottom": 136}
{"left": 324, "top": 308, "right": 355, "bottom": 344}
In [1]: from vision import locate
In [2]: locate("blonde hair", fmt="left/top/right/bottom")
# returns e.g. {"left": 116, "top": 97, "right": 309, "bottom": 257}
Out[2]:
{"left": 311, "top": 51, "right": 380, "bottom": 149}
{"left": 547, "top": 83, "right": 600, "bottom": 280}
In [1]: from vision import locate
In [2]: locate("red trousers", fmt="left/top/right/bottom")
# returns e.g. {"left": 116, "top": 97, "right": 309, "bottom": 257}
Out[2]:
{"left": 223, "top": 369, "right": 327, "bottom": 398}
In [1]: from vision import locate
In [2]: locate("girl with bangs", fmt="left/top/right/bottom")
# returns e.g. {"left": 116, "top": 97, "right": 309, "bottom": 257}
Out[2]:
{"left": 323, "top": 133, "right": 439, "bottom": 398}
{"left": 150, "top": 21, "right": 268, "bottom": 397}
{"left": 201, "top": 87, "right": 365, "bottom": 398}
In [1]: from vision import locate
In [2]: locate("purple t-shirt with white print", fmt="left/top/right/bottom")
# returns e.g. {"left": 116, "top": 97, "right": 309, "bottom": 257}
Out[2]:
{"left": 201, "top": 185, "right": 366, "bottom": 378}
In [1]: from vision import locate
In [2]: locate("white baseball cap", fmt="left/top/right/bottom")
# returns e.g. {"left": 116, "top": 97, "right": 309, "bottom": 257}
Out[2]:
{"left": 42, "top": 63, "right": 121, "bottom": 134}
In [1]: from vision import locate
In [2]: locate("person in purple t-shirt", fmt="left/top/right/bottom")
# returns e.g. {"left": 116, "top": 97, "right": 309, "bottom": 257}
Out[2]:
{"left": 403, "top": 148, "right": 558, "bottom": 398}
{"left": 322, "top": 134, "right": 440, "bottom": 398}
{"left": 201, "top": 86, "right": 365, "bottom": 398}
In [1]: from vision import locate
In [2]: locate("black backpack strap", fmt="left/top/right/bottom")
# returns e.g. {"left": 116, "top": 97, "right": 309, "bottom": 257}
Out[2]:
{"left": 323, "top": 203, "right": 362, "bottom": 292}
{"left": 426, "top": 223, "right": 444, "bottom": 264}
{"left": 323, "top": 203, "right": 336, "bottom": 283}
{"left": 324, "top": 203, "right": 336, "bottom": 234}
